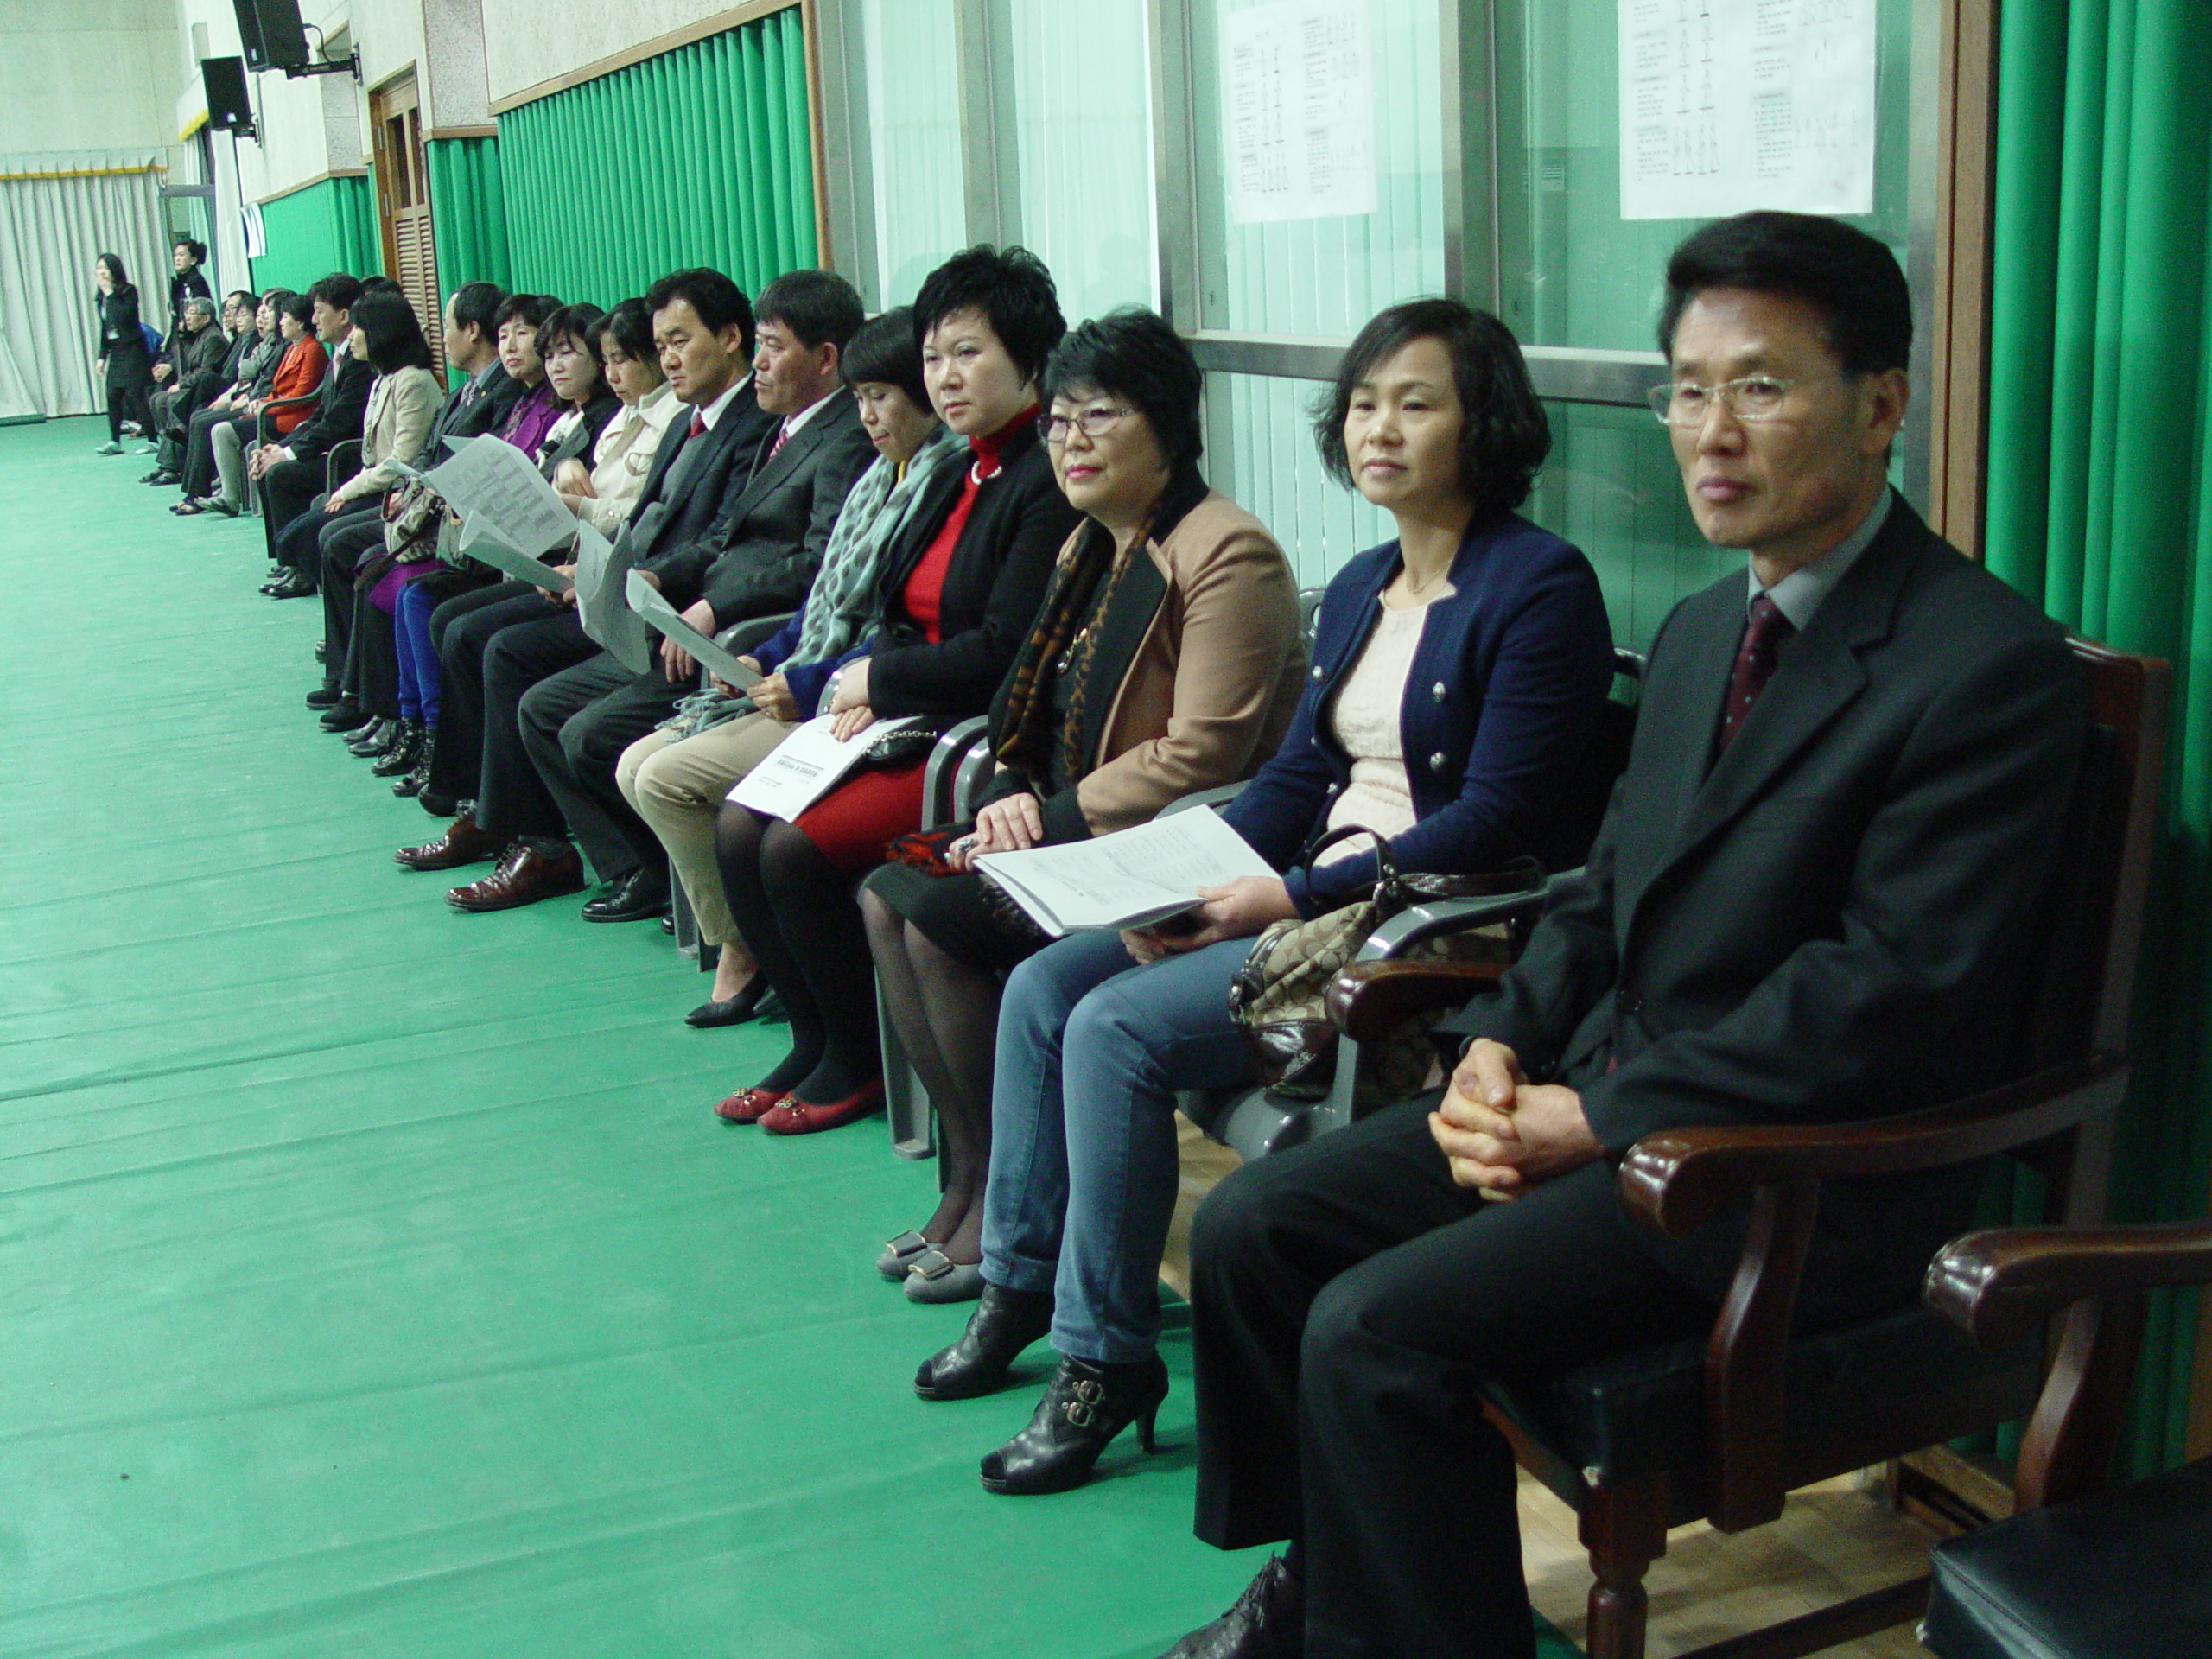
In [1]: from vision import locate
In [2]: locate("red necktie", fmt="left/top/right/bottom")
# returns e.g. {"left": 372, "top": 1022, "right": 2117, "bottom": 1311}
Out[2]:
{"left": 1715, "top": 593, "right": 1795, "bottom": 753}
{"left": 768, "top": 422, "right": 790, "bottom": 458}
{"left": 688, "top": 409, "right": 706, "bottom": 440}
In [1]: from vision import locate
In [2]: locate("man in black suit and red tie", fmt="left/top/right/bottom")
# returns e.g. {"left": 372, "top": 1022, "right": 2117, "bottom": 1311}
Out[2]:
{"left": 1154, "top": 213, "right": 2089, "bottom": 1659}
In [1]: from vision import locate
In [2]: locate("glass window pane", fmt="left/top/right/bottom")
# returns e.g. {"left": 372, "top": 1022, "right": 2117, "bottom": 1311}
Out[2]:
{"left": 1006, "top": 0, "right": 1158, "bottom": 318}
{"left": 1204, "top": 371, "right": 1393, "bottom": 589}
{"left": 862, "top": 0, "right": 966, "bottom": 306}
{"left": 1493, "top": 0, "right": 1918, "bottom": 353}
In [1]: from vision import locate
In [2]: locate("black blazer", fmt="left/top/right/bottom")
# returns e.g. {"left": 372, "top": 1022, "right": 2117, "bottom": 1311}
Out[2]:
{"left": 283, "top": 351, "right": 372, "bottom": 465}
{"left": 626, "top": 379, "right": 777, "bottom": 566}
{"left": 95, "top": 288, "right": 150, "bottom": 385}
{"left": 1442, "top": 496, "right": 2088, "bottom": 1311}
{"left": 864, "top": 422, "right": 1082, "bottom": 718}
{"left": 650, "top": 392, "right": 878, "bottom": 625}
{"left": 171, "top": 325, "right": 234, "bottom": 405}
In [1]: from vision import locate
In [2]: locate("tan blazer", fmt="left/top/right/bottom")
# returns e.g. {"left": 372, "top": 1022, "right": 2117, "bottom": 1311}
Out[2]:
{"left": 1068, "top": 492, "right": 1306, "bottom": 836}
{"left": 329, "top": 365, "right": 440, "bottom": 508}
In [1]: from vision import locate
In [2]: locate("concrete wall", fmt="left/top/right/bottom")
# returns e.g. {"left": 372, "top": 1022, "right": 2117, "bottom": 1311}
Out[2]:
{"left": 0, "top": 0, "right": 177, "bottom": 155}
{"left": 479, "top": 0, "right": 740, "bottom": 106}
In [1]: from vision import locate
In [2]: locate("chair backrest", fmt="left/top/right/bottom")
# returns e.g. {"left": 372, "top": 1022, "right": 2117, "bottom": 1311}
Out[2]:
{"left": 1551, "top": 646, "right": 1644, "bottom": 875}
{"left": 1298, "top": 587, "right": 1325, "bottom": 641}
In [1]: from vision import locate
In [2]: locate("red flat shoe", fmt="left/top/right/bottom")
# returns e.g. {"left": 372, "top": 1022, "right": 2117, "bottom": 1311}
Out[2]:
{"left": 760, "top": 1079, "right": 886, "bottom": 1135}
{"left": 714, "top": 1085, "right": 788, "bottom": 1124}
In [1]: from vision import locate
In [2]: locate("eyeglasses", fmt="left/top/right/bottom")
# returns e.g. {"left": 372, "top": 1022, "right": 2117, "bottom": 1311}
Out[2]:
{"left": 1040, "top": 404, "right": 1135, "bottom": 444}
{"left": 1646, "top": 375, "right": 1817, "bottom": 427}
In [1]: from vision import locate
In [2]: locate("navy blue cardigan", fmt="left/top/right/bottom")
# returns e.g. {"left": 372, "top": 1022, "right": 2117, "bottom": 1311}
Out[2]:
{"left": 1219, "top": 512, "right": 1613, "bottom": 916}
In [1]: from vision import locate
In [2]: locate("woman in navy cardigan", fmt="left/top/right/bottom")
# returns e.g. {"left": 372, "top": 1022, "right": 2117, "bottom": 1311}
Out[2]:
{"left": 911, "top": 299, "right": 1615, "bottom": 1497}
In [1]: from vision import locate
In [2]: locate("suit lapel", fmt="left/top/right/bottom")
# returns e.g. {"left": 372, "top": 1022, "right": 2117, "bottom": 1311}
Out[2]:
{"left": 728, "top": 399, "right": 835, "bottom": 518}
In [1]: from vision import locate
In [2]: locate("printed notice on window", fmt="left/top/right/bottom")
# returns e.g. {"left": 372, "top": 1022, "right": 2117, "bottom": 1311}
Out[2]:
{"left": 1618, "top": 0, "right": 1877, "bottom": 220}
{"left": 1224, "top": 0, "right": 1376, "bottom": 225}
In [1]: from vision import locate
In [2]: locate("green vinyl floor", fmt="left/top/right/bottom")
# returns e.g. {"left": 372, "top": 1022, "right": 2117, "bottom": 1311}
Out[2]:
{"left": 0, "top": 418, "right": 1575, "bottom": 1658}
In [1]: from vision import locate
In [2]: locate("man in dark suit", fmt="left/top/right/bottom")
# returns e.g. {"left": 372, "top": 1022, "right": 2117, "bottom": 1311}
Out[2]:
{"left": 396, "top": 267, "right": 773, "bottom": 906}
{"left": 142, "top": 295, "right": 237, "bottom": 486}
{"left": 506, "top": 269, "right": 878, "bottom": 921}
{"left": 1154, "top": 213, "right": 2089, "bottom": 1659}
{"left": 251, "top": 272, "right": 370, "bottom": 573}
{"left": 308, "top": 281, "right": 521, "bottom": 721}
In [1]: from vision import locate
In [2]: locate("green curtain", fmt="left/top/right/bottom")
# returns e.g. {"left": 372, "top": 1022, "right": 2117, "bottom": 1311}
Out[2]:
{"left": 249, "top": 174, "right": 380, "bottom": 296}
{"left": 494, "top": 4, "right": 817, "bottom": 306}
{"left": 1985, "top": 0, "right": 2212, "bottom": 1478}
{"left": 425, "top": 137, "right": 512, "bottom": 292}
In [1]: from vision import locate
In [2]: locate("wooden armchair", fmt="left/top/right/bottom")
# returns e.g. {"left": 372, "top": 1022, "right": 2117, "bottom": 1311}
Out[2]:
{"left": 1325, "top": 638, "right": 2169, "bottom": 1659}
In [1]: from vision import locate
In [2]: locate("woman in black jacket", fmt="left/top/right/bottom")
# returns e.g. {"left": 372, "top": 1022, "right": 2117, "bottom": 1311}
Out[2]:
{"left": 708, "top": 246, "right": 1081, "bottom": 1136}
{"left": 92, "top": 253, "right": 154, "bottom": 454}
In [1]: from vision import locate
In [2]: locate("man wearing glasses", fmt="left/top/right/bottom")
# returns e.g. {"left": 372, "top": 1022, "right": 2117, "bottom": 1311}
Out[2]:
{"left": 1154, "top": 212, "right": 2088, "bottom": 1659}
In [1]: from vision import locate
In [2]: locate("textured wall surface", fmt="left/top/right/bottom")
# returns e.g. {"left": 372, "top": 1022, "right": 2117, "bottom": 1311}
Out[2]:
{"left": 480, "top": 0, "right": 747, "bottom": 106}
{"left": 0, "top": 0, "right": 176, "bottom": 156}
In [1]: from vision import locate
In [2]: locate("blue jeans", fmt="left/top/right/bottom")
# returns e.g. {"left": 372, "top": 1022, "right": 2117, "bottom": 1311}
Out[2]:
{"left": 395, "top": 579, "right": 442, "bottom": 726}
{"left": 982, "top": 929, "right": 1255, "bottom": 1363}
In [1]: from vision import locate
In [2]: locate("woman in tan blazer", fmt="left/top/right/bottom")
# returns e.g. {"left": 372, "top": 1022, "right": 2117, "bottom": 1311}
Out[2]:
{"left": 861, "top": 308, "right": 1306, "bottom": 1301}
{"left": 321, "top": 289, "right": 441, "bottom": 514}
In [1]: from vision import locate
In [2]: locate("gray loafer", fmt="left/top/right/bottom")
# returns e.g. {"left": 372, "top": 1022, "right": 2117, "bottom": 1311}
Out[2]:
{"left": 878, "top": 1230, "right": 931, "bottom": 1281}
{"left": 905, "top": 1249, "right": 985, "bottom": 1304}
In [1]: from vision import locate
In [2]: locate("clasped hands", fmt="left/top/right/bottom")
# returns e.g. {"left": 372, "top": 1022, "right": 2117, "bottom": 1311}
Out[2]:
{"left": 1430, "top": 1039, "right": 1601, "bottom": 1201}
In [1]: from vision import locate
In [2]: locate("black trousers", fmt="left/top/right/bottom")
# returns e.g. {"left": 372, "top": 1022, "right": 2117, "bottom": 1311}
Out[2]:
{"left": 1188, "top": 1096, "right": 1719, "bottom": 1659}
{"left": 424, "top": 582, "right": 545, "bottom": 804}
{"left": 472, "top": 607, "right": 600, "bottom": 840}
{"left": 261, "top": 457, "right": 323, "bottom": 563}
{"left": 518, "top": 655, "right": 689, "bottom": 883}
{"left": 316, "top": 509, "right": 387, "bottom": 691}
{"left": 181, "top": 408, "right": 247, "bottom": 499}
{"left": 105, "top": 379, "right": 152, "bottom": 442}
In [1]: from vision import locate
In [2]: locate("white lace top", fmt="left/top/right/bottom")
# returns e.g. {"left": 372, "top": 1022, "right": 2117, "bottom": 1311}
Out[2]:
{"left": 1319, "top": 589, "right": 1449, "bottom": 864}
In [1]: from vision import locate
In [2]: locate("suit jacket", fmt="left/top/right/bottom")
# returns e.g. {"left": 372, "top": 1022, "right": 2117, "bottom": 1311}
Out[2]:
{"left": 982, "top": 481, "right": 1309, "bottom": 842}
{"left": 650, "top": 392, "right": 877, "bottom": 625}
{"left": 329, "top": 365, "right": 442, "bottom": 506}
{"left": 1441, "top": 495, "right": 2088, "bottom": 1306}
{"left": 623, "top": 378, "right": 776, "bottom": 569}
{"left": 283, "top": 351, "right": 372, "bottom": 466}
{"left": 172, "top": 325, "right": 233, "bottom": 404}
{"left": 859, "top": 421, "right": 1082, "bottom": 718}
{"left": 1221, "top": 512, "right": 1616, "bottom": 915}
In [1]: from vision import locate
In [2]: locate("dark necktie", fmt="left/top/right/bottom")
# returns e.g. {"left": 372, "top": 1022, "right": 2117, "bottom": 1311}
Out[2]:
{"left": 1716, "top": 593, "right": 1795, "bottom": 753}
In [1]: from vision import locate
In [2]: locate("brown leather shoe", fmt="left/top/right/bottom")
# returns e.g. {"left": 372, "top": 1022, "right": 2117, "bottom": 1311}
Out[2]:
{"left": 446, "top": 842, "right": 586, "bottom": 912}
{"left": 394, "top": 810, "right": 507, "bottom": 871}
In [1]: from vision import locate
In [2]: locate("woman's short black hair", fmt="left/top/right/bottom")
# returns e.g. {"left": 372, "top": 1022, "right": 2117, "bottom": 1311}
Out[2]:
{"left": 494, "top": 292, "right": 560, "bottom": 334}
{"left": 1657, "top": 210, "right": 1912, "bottom": 375}
{"left": 350, "top": 289, "right": 436, "bottom": 374}
{"left": 278, "top": 289, "right": 314, "bottom": 327}
{"left": 597, "top": 299, "right": 661, "bottom": 374}
{"left": 539, "top": 302, "right": 607, "bottom": 379}
{"left": 174, "top": 237, "right": 207, "bottom": 264}
{"left": 911, "top": 245, "right": 1065, "bottom": 386}
{"left": 838, "top": 308, "right": 931, "bottom": 406}
{"left": 96, "top": 252, "right": 130, "bottom": 289}
{"left": 1040, "top": 307, "right": 1204, "bottom": 470}
{"left": 1313, "top": 298, "right": 1549, "bottom": 522}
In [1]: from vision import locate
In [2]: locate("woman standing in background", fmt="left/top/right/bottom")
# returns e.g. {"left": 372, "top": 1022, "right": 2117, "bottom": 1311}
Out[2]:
{"left": 92, "top": 253, "right": 155, "bottom": 456}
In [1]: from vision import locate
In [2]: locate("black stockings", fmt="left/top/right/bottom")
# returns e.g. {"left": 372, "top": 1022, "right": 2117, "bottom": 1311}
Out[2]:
{"left": 712, "top": 804, "right": 880, "bottom": 1103}
{"left": 861, "top": 891, "right": 1000, "bottom": 1264}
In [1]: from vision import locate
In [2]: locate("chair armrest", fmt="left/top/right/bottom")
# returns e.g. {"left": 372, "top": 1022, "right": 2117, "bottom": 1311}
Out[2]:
{"left": 922, "top": 716, "right": 991, "bottom": 830}
{"left": 253, "top": 391, "right": 318, "bottom": 442}
{"left": 1160, "top": 782, "right": 1247, "bottom": 817}
{"left": 716, "top": 612, "right": 792, "bottom": 657}
{"left": 1618, "top": 1052, "right": 2129, "bottom": 1239}
{"left": 326, "top": 440, "right": 363, "bottom": 493}
{"left": 1355, "top": 874, "right": 1559, "bottom": 961}
{"left": 1927, "top": 1219, "right": 2212, "bottom": 1351}
{"left": 1326, "top": 959, "right": 1510, "bottom": 1045}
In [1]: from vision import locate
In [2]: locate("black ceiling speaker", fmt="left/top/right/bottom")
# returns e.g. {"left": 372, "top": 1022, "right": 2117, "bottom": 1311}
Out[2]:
{"left": 232, "top": 0, "right": 311, "bottom": 73}
{"left": 201, "top": 56, "right": 255, "bottom": 137}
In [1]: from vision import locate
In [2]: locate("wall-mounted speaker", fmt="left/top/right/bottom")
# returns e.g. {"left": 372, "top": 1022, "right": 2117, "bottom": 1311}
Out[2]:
{"left": 201, "top": 56, "right": 254, "bottom": 136}
{"left": 232, "top": 0, "right": 311, "bottom": 73}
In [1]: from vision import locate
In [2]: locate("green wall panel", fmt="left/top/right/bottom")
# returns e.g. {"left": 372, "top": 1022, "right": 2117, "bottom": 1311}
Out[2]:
{"left": 426, "top": 136, "right": 512, "bottom": 293}
{"left": 250, "top": 174, "right": 380, "bottom": 296}
{"left": 495, "top": 3, "right": 817, "bottom": 306}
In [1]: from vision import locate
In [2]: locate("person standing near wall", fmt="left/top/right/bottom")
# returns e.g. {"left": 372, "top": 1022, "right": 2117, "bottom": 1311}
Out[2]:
{"left": 92, "top": 253, "right": 154, "bottom": 455}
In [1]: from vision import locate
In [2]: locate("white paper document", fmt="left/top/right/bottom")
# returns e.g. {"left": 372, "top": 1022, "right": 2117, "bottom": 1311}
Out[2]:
{"left": 458, "top": 518, "right": 572, "bottom": 591}
{"left": 422, "top": 434, "right": 580, "bottom": 559}
{"left": 570, "top": 521, "right": 655, "bottom": 674}
{"left": 728, "top": 715, "right": 924, "bottom": 822}
{"left": 976, "top": 809, "right": 1278, "bottom": 938}
{"left": 624, "top": 569, "right": 764, "bottom": 690}
{"left": 1618, "top": 0, "right": 1878, "bottom": 220}
{"left": 1222, "top": 0, "right": 1376, "bottom": 226}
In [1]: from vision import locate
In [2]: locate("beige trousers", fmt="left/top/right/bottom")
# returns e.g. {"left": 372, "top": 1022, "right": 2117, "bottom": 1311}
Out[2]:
{"left": 617, "top": 711, "right": 798, "bottom": 946}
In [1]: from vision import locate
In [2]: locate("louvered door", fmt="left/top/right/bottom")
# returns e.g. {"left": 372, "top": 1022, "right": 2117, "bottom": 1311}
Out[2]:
{"left": 370, "top": 73, "right": 442, "bottom": 373}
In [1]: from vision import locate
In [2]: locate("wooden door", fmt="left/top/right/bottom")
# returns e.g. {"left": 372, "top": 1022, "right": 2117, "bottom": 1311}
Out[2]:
{"left": 370, "top": 72, "right": 442, "bottom": 373}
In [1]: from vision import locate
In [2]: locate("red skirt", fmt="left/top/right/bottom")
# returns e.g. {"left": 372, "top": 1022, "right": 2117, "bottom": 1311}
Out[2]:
{"left": 791, "top": 759, "right": 929, "bottom": 874}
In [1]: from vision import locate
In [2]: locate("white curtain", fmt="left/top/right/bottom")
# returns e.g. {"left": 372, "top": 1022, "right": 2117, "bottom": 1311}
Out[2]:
{"left": 0, "top": 151, "right": 169, "bottom": 419}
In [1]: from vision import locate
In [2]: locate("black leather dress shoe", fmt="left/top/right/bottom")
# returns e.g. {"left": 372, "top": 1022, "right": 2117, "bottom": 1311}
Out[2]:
{"left": 318, "top": 699, "right": 372, "bottom": 734}
{"left": 685, "top": 976, "right": 771, "bottom": 1028}
{"left": 581, "top": 867, "right": 671, "bottom": 923}
{"left": 264, "top": 570, "right": 315, "bottom": 599}
{"left": 305, "top": 683, "right": 342, "bottom": 710}
{"left": 1154, "top": 1557, "right": 1305, "bottom": 1659}
{"left": 346, "top": 717, "right": 397, "bottom": 756}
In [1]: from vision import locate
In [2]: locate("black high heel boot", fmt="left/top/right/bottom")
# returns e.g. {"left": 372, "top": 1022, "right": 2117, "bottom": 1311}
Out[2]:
{"left": 394, "top": 728, "right": 436, "bottom": 797}
{"left": 978, "top": 1352, "right": 1169, "bottom": 1496}
{"left": 371, "top": 720, "right": 424, "bottom": 777}
{"left": 913, "top": 1284, "right": 1053, "bottom": 1401}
